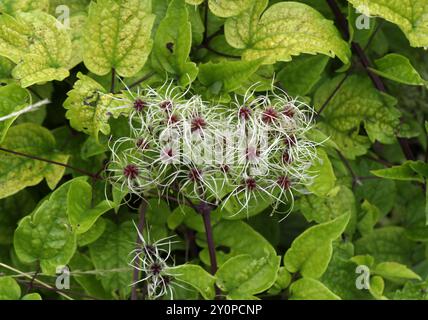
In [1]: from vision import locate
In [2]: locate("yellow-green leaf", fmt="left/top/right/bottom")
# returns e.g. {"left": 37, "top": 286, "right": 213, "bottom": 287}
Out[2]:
{"left": 64, "top": 72, "right": 123, "bottom": 139}
{"left": 0, "top": 123, "right": 69, "bottom": 199}
{"left": 284, "top": 212, "right": 351, "bottom": 278}
{"left": 0, "top": 11, "right": 72, "bottom": 87}
{"left": 83, "top": 0, "right": 155, "bottom": 77}
{"left": 209, "top": 0, "right": 253, "bottom": 18}
{"left": 289, "top": 278, "right": 341, "bottom": 300}
{"left": 225, "top": 1, "right": 350, "bottom": 64}
{"left": 348, "top": 0, "right": 428, "bottom": 48}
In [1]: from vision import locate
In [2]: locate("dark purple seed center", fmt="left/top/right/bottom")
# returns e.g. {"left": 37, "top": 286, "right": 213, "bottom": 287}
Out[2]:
{"left": 188, "top": 168, "right": 202, "bottom": 182}
{"left": 277, "top": 176, "right": 291, "bottom": 189}
{"left": 191, "top": 116, "right": 206, "bottom": 132}
{"left": 123, "top": 164, "right": 139, "bottom": 179}
{"left": 160, "top": 100, "right": 173, "bottom": 111}
{"left": 262, "top": 107, "right": 278, "bottom": 124}
{"left": 133, "top": 99, "right": 146, "bottom": 112}
{"left": 150, "top": 263, "right": 162, "bottom": 275}
{"left": 239, "top": 107, "right": 252, "bottom": 120}
{"left": 245, "top": 178, "right": 257, "bottom": 191}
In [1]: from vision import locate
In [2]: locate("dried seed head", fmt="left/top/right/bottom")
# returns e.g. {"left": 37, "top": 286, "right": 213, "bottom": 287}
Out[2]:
{"left": 188, "top": 168, "right": 202, "bottom": 182}
{"left": 123, "top": 164, "right": 139, "bottom": 179}
{"left": 191, "top": 116, "right": 206, "bottom": 132}
{"left": 160, "top": 100, "right": 173, "bottom": 111}
{"left": 239, "top": 106, "right": 252, "bottom": 120}
{"left": 133, "top": 99, "right": 146, "bottom": 112}
{"left": 283, "top": 103, "right": 295, "bottom": 118}
{"left": 245, "top": 177, "right": 257, "bottom": 191}
{"left": 150, "top": 262, "right": 163, "bottom": 276}
{"left": 136, "top": 138, "right": 149, "bottom": 150}
{"left": 167, "top": 113, "right": 180, "bottom": 124}
{"left": 277, "top": 176, "right": 291, "bottom": 190}
{"left": 261, "top": 107, "right": 278, "bottom": 124}
{"left": 220, "top": 164, "right": 230, "bottom": 173}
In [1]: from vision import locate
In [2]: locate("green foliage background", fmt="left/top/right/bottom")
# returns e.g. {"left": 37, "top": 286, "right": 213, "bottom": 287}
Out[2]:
{"left": 0, "top": 0, "right": 428, "bottom": 300}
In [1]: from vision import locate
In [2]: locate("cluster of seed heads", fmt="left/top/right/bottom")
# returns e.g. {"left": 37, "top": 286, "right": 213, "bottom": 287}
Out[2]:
{"left": 129, "top": 225, "right": 184, "bottom": 300}
{"left": 107, "top": 81, "right": 319, "bottom": 216}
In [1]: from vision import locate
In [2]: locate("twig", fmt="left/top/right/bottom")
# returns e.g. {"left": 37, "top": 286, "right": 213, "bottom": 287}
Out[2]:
{"left": 365, "top": 155, "right": 393, "bottom": 168}
{"left": 131, "top": 201, "right": 147, "bottom": 300}
{"left": 124, "top": 71, "right": 157, "bottom": 92}
{"left": 197, "top": 202, "right": 217, "bottom": 274}
{"left": 196, "top": 201, "right": 220, "bottom": 298}
{"left": 110, "top": 68, "right": 116, "bottom": 93}
{"left": 0, "top": 263, "right": 73, "bottom": 300}
{"left": 317, "top": 72, "right": 350, "bottom": 117}
{"left": 337, "top": 151, "right": 362, "bottom": 188}
{"left": 25, "top": 262, "right": 40, "bottom": 294}
{"left": 204, "top": 45, "right": 240, "bottom": 59}
{"left": 0, "top": 146, "right": 102, "bottom": 180}
{"left": 17, "top": 279, "right": 98, "bottom": 300}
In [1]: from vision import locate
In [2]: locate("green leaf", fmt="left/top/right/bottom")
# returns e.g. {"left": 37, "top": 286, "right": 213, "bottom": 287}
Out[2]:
{"left": 215, "top": 254, "right": 280, "bottom": 298}
{"left": 371, "top": 161, "right": 425, "bottom": 182}
{"left": 0, "top": 276, "right": 21, "bottom": 300}
{"left": 267, "top": 267, "right": 292, "bottom": 295}
{"left": 63, "top": 14, "right": 88, "bottom": 69}
{"left": 83, "top": 0, "right": 155, "bottom": 77}
{"left": 298, "top": 185, "right": 357, "bottom": 230}
{"left": 284, "top": 212, "right": 350, "bottom": 278}
{"left": 277, "top": 55, "right": 329, "bottom": 97}
{"left": 394, "top": 280, "right": 428, "bottom": 300}
{"left": 225, "top": 1, "right": 350, "bottom": 64}
{"left": 0, "top": 123, "right": 69, "bottom": 199}
{"left": 151, "top": 0, "right": 198, "bottom": 86}
{"left": 208, "top": 0, "right": 252, "bottom": 18}
{"left": 371, "top": 53, "right": 427, "bottom": 86}
{"left": 224, "top": 0, "right": 267, "bottom": 49}
{"left": 49, "top": 0, "right": 90, "bottom": 14}
{"left": 0, "top": 0, "right": 49, "bottom": 14}
{"left": 306, "top": 148, "right": 336, "bottom": 197}
{"left": 289, "top": 278, "right": 341, "bottom": 300}
{"left": 357, "top": 200, "right": 380, "bottom": 236}
{"left": 354, "top": 158, "right": 397, "bottom": 216}
{"left": 198, "top": 59, "right": 262, "bottom": 93}
{"left": 314, "top": 75, "right": 401, "bottom": 159}
{"left": 185, "top": 0, "right": 203, "bottom": 4}
{"left": 0, "top": 11, "right": 72, "bottom": 87}
{"left": 321, "top": 246, "right": 372, "bottom": 300}
{"left": 347, "top": 0, "right": 428, "bottom": 48}
{"left": 21, "top": 293, "right": 42, "bottom": 300}
{"left": 67, "top": 179, "right": 113, "bottom": 234}
{"left": 355, "top": 227, "right": 416, "bottom": 264}
{"left": 373, "top": 262, "right": 422, "bottom": 282}
{"left": 0, "top": 83, "right": 30, "bottom": 143}
{"left": 77, "top": 217, "right": 107, "bottom": 247}
{"left": 369, "top": 276, "right": 385, "bottom": 300}
{"left": 89, "top": 220, "right": 134, "bottom": 299}
{"left": 13, "top": 178, "right": 80, "bottom": 272}
{"left": 69, "top": 252, "right": 111, "bottom": 299}
{"left": 0, "top": 56, "right": 13, "bottom": 78}
{"left": 64, "top": 72, "right": 122, "bottom": 139}
{"left": 168, "top": 264, "right": 216, "bottom": 300}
